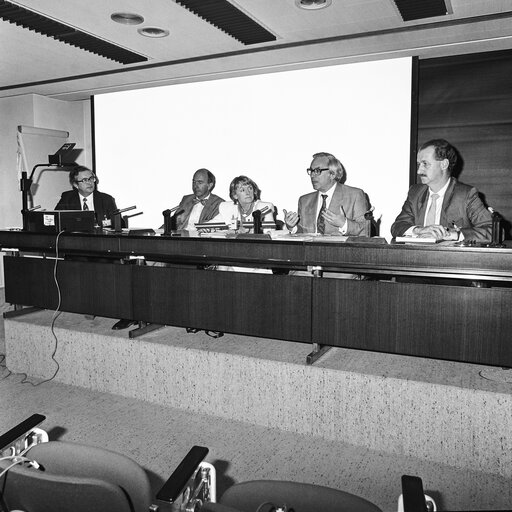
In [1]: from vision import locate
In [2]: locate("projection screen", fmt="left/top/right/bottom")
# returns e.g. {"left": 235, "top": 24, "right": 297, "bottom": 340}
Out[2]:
{"left": 94, "top": 57, "right": 413, "bottom": 239}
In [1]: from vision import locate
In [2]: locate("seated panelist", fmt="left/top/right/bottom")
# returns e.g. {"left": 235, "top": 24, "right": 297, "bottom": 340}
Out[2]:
{"left": 55, "top": 166, "right": 131, "bottom": 330}
{"left": 284, "top": 152, "right": 369, "bottom": 236}
{"left": 390, "top": 139, "right": 492, "bottom": 242}
{"left": 55, "top": 166, "right": 119, "bottom": 228}
{"left": 214, "top": 175, "right": 275, "bottom": 231}
{"left": 173, "top": 168, "right": 224, "bottom": 231}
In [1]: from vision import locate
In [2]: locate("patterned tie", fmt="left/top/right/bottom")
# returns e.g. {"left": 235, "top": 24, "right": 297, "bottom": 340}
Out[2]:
{"left": 424, "top": 193, "right": 439, "bottom": 226}
{"left": 83, "top": 198, "right": 89, "bottom": 211}
{"left": 193, "top": 197, "right": 207, "bottom": 206}
{"left": 316, "top": 194, "right": 328, "bottom": 234}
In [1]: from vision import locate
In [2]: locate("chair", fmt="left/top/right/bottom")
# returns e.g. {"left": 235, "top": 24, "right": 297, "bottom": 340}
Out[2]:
{"left": 215, "top": 480, "right": 383, "bottom": 512}
{"left": 0, "top": 441, "right": 152, "bottom": 512}
{"left": 0, "top": 415, "right": 152, "bottom": 512}
{"left": 161, "top": 447, "right": 383, "bottom": 512}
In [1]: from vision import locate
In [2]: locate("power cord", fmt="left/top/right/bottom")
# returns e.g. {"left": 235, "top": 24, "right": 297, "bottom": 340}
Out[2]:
{"left": 17, "top": 229, "right": 64, "bottom": 386}
{"left": 0, "top": 455, "right": 40, "bottom": 479}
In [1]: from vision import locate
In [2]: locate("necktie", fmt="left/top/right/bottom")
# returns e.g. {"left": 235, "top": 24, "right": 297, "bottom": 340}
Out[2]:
{"left": 83, "top": 198, "right": 89, "bottom": 211}
{"left": 424, "top": 193, "right": 439, "bottom": 226}
{"left": 193, "top": 197, "right": 207, "bottom": 206}
{"left": 316, "top": 194, "right": 328, "bottom": 234}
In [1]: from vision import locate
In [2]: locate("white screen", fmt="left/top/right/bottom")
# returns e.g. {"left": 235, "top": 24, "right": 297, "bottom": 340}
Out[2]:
{"left": 94, "top": 57, "right": 412, "bottom": 239}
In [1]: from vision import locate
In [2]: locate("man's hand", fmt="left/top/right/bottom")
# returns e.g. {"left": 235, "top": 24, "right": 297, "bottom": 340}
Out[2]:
{"left": 322, "top": 206, "right": 346, "bottom": 228}
{"left": 284, "top": 209, "right": 299, "bottom": 230}
{"left": 413, "top": 225, "right": 448, "bottom": 240}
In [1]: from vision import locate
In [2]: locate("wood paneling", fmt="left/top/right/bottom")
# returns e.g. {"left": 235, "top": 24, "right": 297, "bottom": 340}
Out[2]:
{"left": 133, "top": 266, "right": 312, "bottom": 342}
{"left": 312, "top": 279, "right": 512, "bottom": 366}
{"left": 4, "top": 257, "right": 133, "bottom": 318}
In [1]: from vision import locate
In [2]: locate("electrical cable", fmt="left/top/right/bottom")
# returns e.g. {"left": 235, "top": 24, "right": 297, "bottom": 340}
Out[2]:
{"left": 0, "top": 456, "right": 35, "bottom": 479}
{"left": 18, "top": 230, "right": 64, "bottom": 386}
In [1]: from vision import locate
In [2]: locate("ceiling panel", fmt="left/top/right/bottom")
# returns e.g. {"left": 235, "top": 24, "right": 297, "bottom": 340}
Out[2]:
{"left": 0, "top": 0, "right": 511, "bottom": 100}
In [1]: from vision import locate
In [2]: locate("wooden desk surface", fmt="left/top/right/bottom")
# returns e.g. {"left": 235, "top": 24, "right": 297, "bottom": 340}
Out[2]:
{"left": 1, "top": 230, "right": 511, "bottom": 279}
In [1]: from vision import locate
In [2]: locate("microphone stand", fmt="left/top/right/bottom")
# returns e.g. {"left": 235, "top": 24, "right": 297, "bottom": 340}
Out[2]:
{"left": 112, "top": 205, "right": 137, "bottom": 232}
{"left": 21, "top": 163, "right": 56, "bottom": 231}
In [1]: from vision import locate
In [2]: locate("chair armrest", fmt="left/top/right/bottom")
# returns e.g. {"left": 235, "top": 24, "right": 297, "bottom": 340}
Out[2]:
{"left": 156, "top": 446, "right": 209, "bottom": 504}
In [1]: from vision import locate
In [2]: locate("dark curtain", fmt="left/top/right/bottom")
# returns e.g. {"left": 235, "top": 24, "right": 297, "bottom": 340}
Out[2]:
{"left": 417, "top": 50, "right": 512, "bottom": 238}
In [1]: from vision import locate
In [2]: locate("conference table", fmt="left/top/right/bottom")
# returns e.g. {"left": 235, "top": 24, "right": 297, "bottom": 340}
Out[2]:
{"left": 1, "top": 229, "right": 511, "bottom": 367}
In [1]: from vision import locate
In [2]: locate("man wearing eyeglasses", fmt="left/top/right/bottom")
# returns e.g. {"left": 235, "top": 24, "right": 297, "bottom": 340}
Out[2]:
{"left": 55, "top": 166, "right": 119, "bottom": 227}
{"left": 284, "top": 152, "right": 369, "bottom": 236}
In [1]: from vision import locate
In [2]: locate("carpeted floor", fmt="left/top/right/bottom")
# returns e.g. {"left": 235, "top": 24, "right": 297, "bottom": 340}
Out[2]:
{"left": 1, "top": 366, "right": 511, "bottom": 512}
{"left": 1, "top": 288, "right": 511, "bottom": 511}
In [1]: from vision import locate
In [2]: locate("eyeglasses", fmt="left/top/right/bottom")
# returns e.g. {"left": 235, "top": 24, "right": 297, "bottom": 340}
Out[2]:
{"left": 76, "top": 176, "right": 96, "bottom": 184}
{"left": 306, "top": 167, "right": 330, "bottom": 176}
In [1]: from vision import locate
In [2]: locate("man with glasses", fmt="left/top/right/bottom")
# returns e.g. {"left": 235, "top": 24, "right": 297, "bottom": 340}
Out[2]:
{"left": 55, "top": 166, "right": 119, "bottom": 227}
{"left": 284, "top": 152, "right": 369, "bottom": 236}
{"left": 55, "top": 166, "right": 133, "bottom": 330}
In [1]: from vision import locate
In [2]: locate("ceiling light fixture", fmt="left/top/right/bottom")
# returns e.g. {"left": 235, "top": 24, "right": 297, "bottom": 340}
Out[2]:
{"left": 137, "top": 27, "right": 170, "bottom": 38}
{"left": 111, "top": 12, "right": 144, "bottom": 25}
{"left": 295, "top": 0, "right": 332, "bottom": 10}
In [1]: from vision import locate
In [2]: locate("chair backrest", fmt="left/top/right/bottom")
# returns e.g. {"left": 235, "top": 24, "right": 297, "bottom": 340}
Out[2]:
{"left": 0, "top": 441, "right": 152, "bottom": 512}
{"left": 218, "top": 480, "right": 383, "bottom": 512}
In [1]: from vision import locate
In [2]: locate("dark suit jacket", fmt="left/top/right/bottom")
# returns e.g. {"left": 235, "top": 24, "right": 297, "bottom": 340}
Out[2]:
{"left": 175, "top": 193, "right": 224, "bottom": 230}
{"left": 391, "top": 177, "right": 492, "bottom": 242}
{"left": 297, "top": 183, "right": 368, "bottom": 236}
{"left": 55, "top": 189, "right": 119, "bottom": 225}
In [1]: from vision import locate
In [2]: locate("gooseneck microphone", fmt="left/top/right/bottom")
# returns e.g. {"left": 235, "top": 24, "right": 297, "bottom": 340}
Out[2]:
{"left": 162, "top": 206, "right": 184, "bottom": 234}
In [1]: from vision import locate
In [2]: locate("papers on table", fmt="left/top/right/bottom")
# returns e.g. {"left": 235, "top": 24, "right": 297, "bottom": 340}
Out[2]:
{"left": 394, "top": 236, "right": 439, "bottom": 244}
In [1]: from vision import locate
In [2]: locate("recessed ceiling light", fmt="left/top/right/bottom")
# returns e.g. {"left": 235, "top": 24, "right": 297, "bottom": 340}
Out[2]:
{"left": 111, "top": 12, "right": 144, "bottom": 25}
{"left": 137, "top": 27, "right": 170, "bottom": 38}
{"left": 295, "top": 0, "right": 332, "bottom": 10}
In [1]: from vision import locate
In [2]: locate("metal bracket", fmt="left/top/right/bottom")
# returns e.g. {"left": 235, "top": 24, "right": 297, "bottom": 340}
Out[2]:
{"left": 306, "top": 342, "right": 331, "bottom": 365}
{"left": 307, "top": 265, "right": 323, "bottom": 278}
{"left": 3, "top": 306, "right": 40, "bottom": 319}
{"left": 128, "top": 322, "right": 163, "bottom": 339}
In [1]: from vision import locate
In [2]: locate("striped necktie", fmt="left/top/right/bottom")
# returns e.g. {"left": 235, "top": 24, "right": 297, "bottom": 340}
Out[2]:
{"left": 316, "top": 194, "right": 328, "bottom": 234}
{"left": 83, "top": 198, "right": 89, "bottom": 211}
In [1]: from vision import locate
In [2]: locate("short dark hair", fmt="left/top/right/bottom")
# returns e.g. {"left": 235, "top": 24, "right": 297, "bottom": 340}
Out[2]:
{"left": 195, "top": 168, "right": 216, "bottom": 190}
{"left": 419, "top": 139, "right": 458, "bottom": 174}
{"left": 312, "top": 152, "right": 346, "bottom": 183}
{"left": 68, "top": 166, "right": 97, "bottom": 187}
{"left": 229, "top": 175, "right": 262, "bottom": 202}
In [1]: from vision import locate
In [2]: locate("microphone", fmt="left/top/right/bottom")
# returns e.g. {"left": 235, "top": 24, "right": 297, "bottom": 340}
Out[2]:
{"left": 252, "top": 209, "right": 263, "bottom": 234}
{"left": 163, "top": 208, "right": 184, "bottom": 234}
{"left": 163, "top": 205, "right": 181, "bottom": 216}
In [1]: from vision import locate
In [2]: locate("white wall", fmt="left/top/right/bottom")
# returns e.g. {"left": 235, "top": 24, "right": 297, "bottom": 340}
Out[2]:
{"left": 0, "top": 94, "right": 90, "bottom": 288}
{"left": 95, "top": 58, "right": 413, "bottom": 237}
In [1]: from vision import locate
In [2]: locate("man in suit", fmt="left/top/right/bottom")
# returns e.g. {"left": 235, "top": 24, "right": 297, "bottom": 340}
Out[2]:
{"left": 284, "top": 152, "right": 369, "bottom": 236}
{"left": 55, "top": 166, "right": 133, "bottom": 330}
{"left": 174, "top": 168, "right": 224, "bottom": 231}
{"left": 55, "top": 166, "right": 119, "bottom": 228}
{"left": 391, "top": 139, "right": 492, "bottom": 242}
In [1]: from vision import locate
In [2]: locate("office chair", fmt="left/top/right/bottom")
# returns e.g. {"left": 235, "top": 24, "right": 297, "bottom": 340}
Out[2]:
{"left": 160, "top": 446, "right": 383, "bottom": 512}
{"left": 0, "top": 415, "right": 152, "bottom": 512}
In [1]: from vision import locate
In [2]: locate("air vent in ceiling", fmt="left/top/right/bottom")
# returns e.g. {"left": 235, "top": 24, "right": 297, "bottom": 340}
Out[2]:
{"left": 175, "top": 0, "right": 276, "bottom": 45}
{"left": 0, "top": 0, "right": 147, "bottom": 64}
{"left": 393, "top": 0, "right": 449, "bottom": 22}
